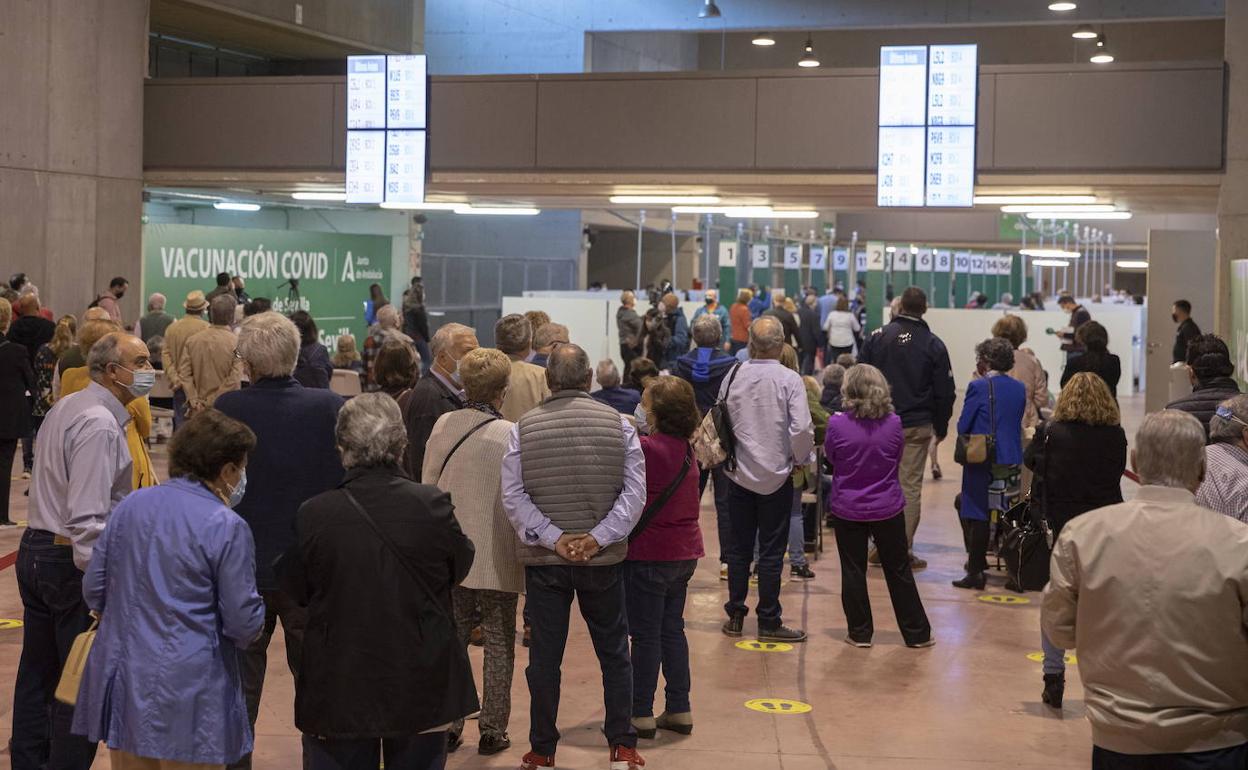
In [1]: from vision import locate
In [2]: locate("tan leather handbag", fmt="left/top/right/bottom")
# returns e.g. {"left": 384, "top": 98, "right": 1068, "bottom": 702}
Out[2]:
{"left": 55, "top": 614, "right": 99, "bottom": 705}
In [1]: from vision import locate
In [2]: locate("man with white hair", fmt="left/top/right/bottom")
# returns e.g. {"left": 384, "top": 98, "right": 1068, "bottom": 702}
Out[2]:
{"left": 214, "top": 312, "right": 345, "bottom": 770}
{"left": 13, "top": 332, "right": 151, "bottom": 769}
{"left": 590, "top": 359, "right": 640, "bottom": 415}
{"left": 530, "top": 322, "right": 569, "bottom": 369}
{"left": 363, "top": 302, "right": 414, "bottom": 388}
{"left": 1043, "top": 410, "right": 1248, "bottom": 769}
{"left": 719, "top": 316, "right": 814, "bottom": 643}
{"left": 400, "top": 322, "right": 478, "bottom": 478}
{"left": 135, "top": 292, "right": 173, "bottom": 345}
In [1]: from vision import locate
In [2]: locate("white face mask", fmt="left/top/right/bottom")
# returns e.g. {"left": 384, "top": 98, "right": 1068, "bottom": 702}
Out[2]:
{"left": 634, "top": 404, "right": 650, "bottom": 435}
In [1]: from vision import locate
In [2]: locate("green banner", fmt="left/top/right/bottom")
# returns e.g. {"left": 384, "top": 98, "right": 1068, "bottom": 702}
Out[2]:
{"left": 142, "top": 223, "right": 393, "bottom": 352}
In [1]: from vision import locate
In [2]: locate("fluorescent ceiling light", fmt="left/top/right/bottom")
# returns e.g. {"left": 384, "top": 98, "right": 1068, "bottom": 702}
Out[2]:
{"left": 1020, "top": 248, "right": 1081, "bottom": 259}
{"left": 610, "top": 195, "right": 721, "bottom": 205}
{"left": 752, "top": 32, "right": 776, "bottom": 46}
{"left": 1033, "top": 259, "right": 1071, "bottom": 268}
{"left": 1048, "top": 2, "right": 1077, "bottom": 10}
{"left": 885, "top": 246, "right": 897, "bottom": 253}
{"left": 1116, "top": 260, "right": 1149, "bottom": 269}
{"left": 213, "top": 201, "right": 260, "bottom": 212}
{"left": 455, "top": 206, "right": 541, "bottom": 216}
{"left": 670, "top": 206, "right": 818, "bottom": 219}
{"left": 291, "top": 191, "right": 347, "bottom": 202}
{"left": 798, "top": 38, "right": 820, "bottom": 68}
{"left": 1090, "top": 52, "right": 1115, "bottom": 63}
{"left": 378, "top": 201, "right": 462, "bottom": 210}
{"left": 974, "top": 194, "right": 1099, "bottom": 205}
{"left": 1024, "top": 211, "right": 1132, "bottom": 220}
{"left": 1072, "top": 24, "right": 1097, "bottom": 39}
{"left": 910, "top": 245, "right": 919, "bottom": 254}
{"left": 1000, "top": 204, "right": 1115, "bottom": 213}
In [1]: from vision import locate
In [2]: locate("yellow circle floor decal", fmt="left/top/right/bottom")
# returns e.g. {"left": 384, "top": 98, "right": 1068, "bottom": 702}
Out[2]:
{"left": 0, "top": 619, "right": 24, "bottom": 630}
{"left": 1026, "top": 651, "right": 1077, "bottom": 665}
{"left": 977, "top": 594, "right": 1031, "bottom": 605}
{"left": 735, "top": 640, "right": 794, "bottom": 653}
{"left": 744, "top": 698, "right": 812, "bottom": 715}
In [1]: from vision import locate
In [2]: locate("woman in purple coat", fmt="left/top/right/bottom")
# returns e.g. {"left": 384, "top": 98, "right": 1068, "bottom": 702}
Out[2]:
{"left": 824, "top": 364, "right": 933, "bottom": 649}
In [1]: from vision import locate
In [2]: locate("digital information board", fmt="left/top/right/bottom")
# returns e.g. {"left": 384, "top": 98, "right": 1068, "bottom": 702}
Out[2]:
{"left": 877, "top": 44, "right": 977, "bottom": 208}
{"left": 346, "top": 55, "right": 428, "bottom": 205}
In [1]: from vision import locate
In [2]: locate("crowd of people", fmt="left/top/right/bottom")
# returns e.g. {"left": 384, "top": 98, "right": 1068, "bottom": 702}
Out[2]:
{"left": 3, "top": 266, "right": 1248, "bottom": 770}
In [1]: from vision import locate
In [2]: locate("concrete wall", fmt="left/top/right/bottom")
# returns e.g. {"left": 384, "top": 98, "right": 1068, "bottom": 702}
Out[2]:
{"left": 0, "top": 0, "right": 148, "bottom": 322}
{"left": 587, "top": 228, "right": 698, "bottom": 290}
{"left": 587, "top": 31, "right": 699, "bottom": 73}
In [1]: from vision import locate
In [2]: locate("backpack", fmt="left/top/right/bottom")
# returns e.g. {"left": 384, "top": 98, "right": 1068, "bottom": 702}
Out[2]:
{"left": 691, "top": 362, "right": 742, "bottom": 470}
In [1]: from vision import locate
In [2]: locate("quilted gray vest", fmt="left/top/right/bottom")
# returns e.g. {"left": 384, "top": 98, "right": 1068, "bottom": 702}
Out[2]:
{"left": 516, "top": 390, "right": 627, "bottom": 567}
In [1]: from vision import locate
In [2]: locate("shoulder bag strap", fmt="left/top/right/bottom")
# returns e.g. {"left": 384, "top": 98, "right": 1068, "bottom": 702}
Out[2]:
{"left": 340, "top": 488, "right": 451, "bottom": 622}
{"left": 629, "top": 444, "right": 694, "bottom": 543}
{"left": 987, "top": 374, "right": 996, "bottom": 440}
{"left": 720, "top": 361, "right": 742, "bottom": 402}
{"left": 438, "top": 416, "right": 498, "bottom": 479}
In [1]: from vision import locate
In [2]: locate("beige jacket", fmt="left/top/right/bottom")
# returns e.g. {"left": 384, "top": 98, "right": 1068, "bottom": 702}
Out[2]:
{"left": 1043, "top": 485, "right": 1248, "bottom": 755}
{"left": 501, "top": 359, "right": 550, "bottom": 423}
{"left": 178, "top": 325, "right": 243, "bottom": 412}
{"left": 162, "top": 315, "right": 208, "bottom": 390}
{"left": 1011, "top": 347, "right": 1048, "bottom": 429}
{"left": 422, "top": 409, "right": 524, "bottom": 594}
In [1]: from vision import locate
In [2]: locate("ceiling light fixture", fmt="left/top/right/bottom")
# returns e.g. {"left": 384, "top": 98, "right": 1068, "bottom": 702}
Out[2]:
{"left": 213, "top": 201, "right": 261, "bottom": 212}
{"left": 670, "top": 206, "right": 817, "bottom": 219}
{"left": 1090, "top": 34, "right": 1114, "bottom": 63}
{"left": 1048, "top": 2, "right": 1077, "bottom": 11}
{"left": 885, "top": 246, "right": 897, "bottom": 253}
{"left": 378, "top": 201, "right": 463, "bottom": 210}
{"left": 752, "top": 32, "right": 776, "bottom": 46}
{"left": 1072, "top": 24, "right": 1098, "bottom": 39}
{"left": 1000, "top": 204, "right": 1116, "bottom": 213}
{"left": 454, "top": 205, "right": 541, "bottom": 216}
{"left": 1020, "top": 248, "right": 1081, "bottom": 259}
{"left": 698, "top": 0, "right": 721, "bottom": 19}
{"left": 1032, "top": 259, "right": 1072, "bottom": 268}
{"left": 798, "top": 37, "right": 820, "bottom": 68}
{"left": 610, "top": 195, "right": 721, "bottom": 205}
{"left": 1116, "top": 260, "right": 1149, "bottom": 269}
{"left": 973, "top": 194, "right": 1099, "bottom": 205}
{"left": 1024, "top": 211, "right": 1132, "bottom": 220}
{"left": 291, "top": 191, "right": 347, "bottom": 201}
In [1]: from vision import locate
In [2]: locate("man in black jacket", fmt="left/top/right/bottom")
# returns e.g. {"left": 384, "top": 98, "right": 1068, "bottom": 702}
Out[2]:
{"left": 858, "top": 287, "right": 956, "bottom": 568}
{"left": 1165, "top": 334, "right": 1241, "bottom": 438}
{"left": 1171, "top": 299, "right": 1202, "bottom": 364}
{"left": 796, "top": 294, "right": 823, "bottom": 375}
{"left": 1052, "top": 295, "right": 1092, "bottom": 354}
{"left": 401, "top": 322, "right": 477, "bottom": 478}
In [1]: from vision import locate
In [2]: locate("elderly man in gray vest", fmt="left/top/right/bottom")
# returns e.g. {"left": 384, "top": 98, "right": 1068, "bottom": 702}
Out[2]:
{"left": 501, "top": 343, "right": 647, "bottom": 770}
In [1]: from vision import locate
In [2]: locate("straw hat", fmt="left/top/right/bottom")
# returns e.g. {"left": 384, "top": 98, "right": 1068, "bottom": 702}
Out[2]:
{"left": 183, "top": 290, "right": 208, "bottom": 313}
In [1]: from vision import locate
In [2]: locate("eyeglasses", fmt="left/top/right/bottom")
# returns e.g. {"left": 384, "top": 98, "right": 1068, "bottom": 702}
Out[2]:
{"left": 233, "top": 349, "right": 242, "bottom": 360}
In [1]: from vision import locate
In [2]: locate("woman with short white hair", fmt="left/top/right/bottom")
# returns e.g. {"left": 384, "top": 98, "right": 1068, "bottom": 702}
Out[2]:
{"left": 1196, "top": 394, "right": 1248, "bottom": 523}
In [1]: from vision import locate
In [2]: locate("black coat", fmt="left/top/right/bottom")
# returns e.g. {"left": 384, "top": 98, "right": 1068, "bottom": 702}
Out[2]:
{"left": 797, "top": 304, "right": 822, "bottom": 354}
{"left": 8, "top": 314, "right": 55, "bottom": 366}
{"left": 858, "top": 315, "right": 956, "bottom": 437}
{"left": 762, "top": 307, "right": 799, "bottom": 347}
{"left": 294, "top": 342, "right": 333, "bottom": 389}
{"left": 0, "top": 334, "right": 35, "bottom": 439}
{"left": 819, "top": 383, "right": 843, "bottom": 413}
{"left": 399, "top": 373, "right": 464, "bottom": 479}
{"left": 1173, "top": 317, "right": 1202, "bottom": 364}
{"left": 1060, "top": 352, "right": 1121, "bottom": 396}
{"left": 1024, "top": 420, "right": 1126, "bottom": 535}
{"left": 1166, "top": 376, "right": 1243, "bottom": 438}
{"left": 281, "top": 465, "right": 477, "bottom": 738}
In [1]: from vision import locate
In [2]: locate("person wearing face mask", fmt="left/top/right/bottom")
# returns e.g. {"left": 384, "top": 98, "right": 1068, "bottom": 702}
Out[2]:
{"left": 1172, "top": 299, "right": 1203, "bottom": 364}
{"left": 72, "top": 409, "right": 265, "bottom": 769}
{"left": 399, "top": 322, "right": 478, "bottom": 479}
{"left": 93, "top": 275, "right": 129, "bottom": 326}
{"left": 11, "top": 332, "right": 151, "bottom": 770}
{"left": 691, "top": 289, "right": 730, "bottom": 350}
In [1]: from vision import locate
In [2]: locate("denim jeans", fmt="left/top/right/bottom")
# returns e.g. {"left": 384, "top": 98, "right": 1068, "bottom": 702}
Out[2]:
{"left": 698, "top": 465, "right": 733, "bottom": 563}
{"left": 725, "top": 478, "right": 792, "bottom": 629}
{"left": 1041, "top": 631, "right": 1066, "bottom": 676}
{"left": 10, "top": 529, "right": 99, "bottom": 770}
{"left": 623, "top": 560, "right": 696, "bottom": 717}
{"left": 525, "top": 564, "right": 635, "bottom": 756}
{"left": 1092, "top": 742, "right": 1248, "bottom": 770}
{"left": 414, "top": 340, "right": 433, "bottom": 375}
{"left": 229, "top": 589, "right": 307, "bottom": 770}
{"left": 788, "top": 486, "right": 808, "bottom": 569}
{"left": 303, "top": 732, "right": 447, "bottom": 770}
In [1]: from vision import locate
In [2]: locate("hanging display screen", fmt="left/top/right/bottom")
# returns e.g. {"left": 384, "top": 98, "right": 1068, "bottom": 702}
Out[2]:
{"left": 345, "top": 55, "right": 428, "bottom": 205}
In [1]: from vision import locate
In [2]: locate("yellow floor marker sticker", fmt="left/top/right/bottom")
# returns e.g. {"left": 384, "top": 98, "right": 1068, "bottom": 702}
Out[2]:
{"left": 1026, "top": 651, "right": 1077, "bottom": 665}
{"left": 977, "top": 594, "right": 1030, "bottom": 605}
{"left": 745, "top": 698, "right": 812, "bottom": 715}
{"left": 735, "top": 640, "right": 794, "bottom": 653}
{"left": 0, "top": 619, "right": 23, "bottom": 630}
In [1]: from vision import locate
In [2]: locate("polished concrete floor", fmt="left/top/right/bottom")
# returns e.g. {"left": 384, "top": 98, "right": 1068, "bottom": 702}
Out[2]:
{"left": 0, "top": 395, "right": 1146, "bottom": 769}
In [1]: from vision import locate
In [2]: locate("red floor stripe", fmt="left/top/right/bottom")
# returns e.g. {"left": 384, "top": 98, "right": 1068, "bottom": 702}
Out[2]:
{"left": 0, "top": 550, "right": 16, "bottom": 572}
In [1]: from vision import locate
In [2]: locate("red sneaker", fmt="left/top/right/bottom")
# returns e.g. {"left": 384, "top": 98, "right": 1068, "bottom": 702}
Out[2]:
{"left": 520, "top": 751, "right": 555, "bottom": 770}
{"left": 610, "top": 745, "right": 646, "bottom": 770}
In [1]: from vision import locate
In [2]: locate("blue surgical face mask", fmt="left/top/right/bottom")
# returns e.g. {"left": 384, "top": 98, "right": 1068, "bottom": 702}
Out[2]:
{"left": 116, "top": 365, "right": 156, "bottom": 397}
{"left": 225, "top": 469, "right": 247, "bottom": 508}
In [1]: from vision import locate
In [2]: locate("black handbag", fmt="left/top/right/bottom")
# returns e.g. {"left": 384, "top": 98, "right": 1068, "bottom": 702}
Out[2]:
{"left": 954, "top": 375, "right": 997, "bottom": 466}
{"left": 1000, "top": 430, "right": 1054, "bottom": 593}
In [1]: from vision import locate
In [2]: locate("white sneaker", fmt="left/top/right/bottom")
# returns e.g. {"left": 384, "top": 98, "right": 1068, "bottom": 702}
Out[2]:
{"left": 20, "top": 470, "right": 31, "bottom": 480}
{"left": 719, "top": 563, "right": 728, "bottom": 581}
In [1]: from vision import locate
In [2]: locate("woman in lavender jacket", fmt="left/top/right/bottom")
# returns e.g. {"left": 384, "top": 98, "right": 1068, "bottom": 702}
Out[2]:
{"left": 823, "top": 364, "right": 933, "bottom": 649}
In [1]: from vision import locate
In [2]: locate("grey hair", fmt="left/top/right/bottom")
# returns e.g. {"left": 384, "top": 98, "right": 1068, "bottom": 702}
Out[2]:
{"left": 1135, "top": 410, "right": 1206, "bottom": 489}
{"left": 821, "top": 363, "right": 846, "bottom": 389}
{"left": 692, "top": 314, "right": 722, "bottom": 347}
{"left": 494, "top": 314, "right": 533, "bottom": 356}
{"left": 975, "top": 337, "right": 1015, "bottom": 372}
{"left": 532, "top": 322, "right": 569, "bottom": 351}
{"left": 1208, "top": 395, "right": 1248, "bottom": 445}
{"left": 87, "top": 333, "right": 127, "bottom": 380}
{"left": 431, "top": 322, "right": 473, "bottom": 360}
{"left": 335, "top": 393, "right": 408, "bottom": 469}
{"left": 237, "top": 312, "right": 300, "bottom": 379}
{"left": 1000, "top": 292, "right": 1014, "bottom": 306}
{"left": 841, "top": 363, "right": 893, "bottom": 420}
{"left": 547, "top": 343, "right": 592, "bottom": 392}
{"left": 748, "top": 316, "right": 784, "bottom": 359}
{"left": 209, "top": 294, "right": 236, "bottom": 325}
{"left": 148, "top": 293, "right": 166, "bottom": 311}
{"left": 376, "top": 303, "right": 400, "bottom": 329}
{"left": 596, "top": 359, "right": 622, "bottom": 389}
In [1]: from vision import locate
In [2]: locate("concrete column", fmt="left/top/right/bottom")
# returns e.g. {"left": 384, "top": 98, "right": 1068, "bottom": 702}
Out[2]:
{"left": 1217, "top": 0, "right": 1248, "bottom": 336}
{"left": 0, "top": 0, "right": 147, "bottom": 322}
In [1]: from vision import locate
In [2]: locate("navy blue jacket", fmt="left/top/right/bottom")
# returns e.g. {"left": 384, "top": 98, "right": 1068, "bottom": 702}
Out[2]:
{"left": 592, "top": 386, "right": 641, "bottom": 415}
{"left": 215, "top": 377, "right": 345, "bottom": 589}
{"left": 675, "top": 347, "right": 738, "bottom": 415}
{"left": 858, "top": 315, "right": 956, "bottom": 437}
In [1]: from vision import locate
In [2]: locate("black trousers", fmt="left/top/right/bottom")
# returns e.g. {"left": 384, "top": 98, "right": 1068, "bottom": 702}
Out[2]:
{"left": 1092, "top": 743, "right": 1248, "bottom": 770}
{"left": 620, "top": 343, "right": 640, "bottom": 371}
{"left": 698, "top": 465, "right": 733, "bottom": 563}
{"left": 525, "top": 564, "right": 635, "bottom": 756}
{"left": 831, "top": 513, "right": 931, "bottom": 645}
{"left": 303, "top": 732, "right": 447, "bottom": 770}
{"left": 229, "top": 588, "right": 308, "bottom": 770}
{"left": 724, "top": 478, "right": 791, "bottom": 629}
{"left": 1, "top": 437, "right": 17, "bottom": 522}
{"left": 960, "top": 518, "right": 991, "bottom": 574}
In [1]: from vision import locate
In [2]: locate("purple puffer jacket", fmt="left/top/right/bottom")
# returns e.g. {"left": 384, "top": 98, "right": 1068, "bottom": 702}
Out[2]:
{"left": 823, "top": 411, "right": 906, "bottom": 521}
